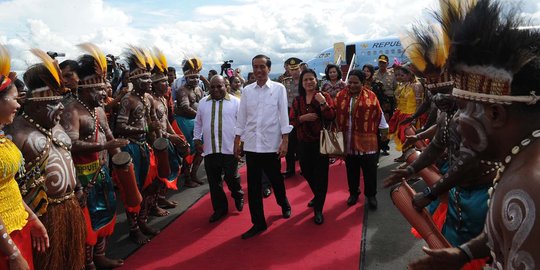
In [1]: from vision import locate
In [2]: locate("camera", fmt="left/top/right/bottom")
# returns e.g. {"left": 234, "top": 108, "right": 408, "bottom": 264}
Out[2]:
{"left": 221, "top": 60, "right": 233, "bottom": 69}
{"left": 46, "top": 51, "right": 65, "bottom": 59}
{"left": 220, "top": 60, "right": 234, "bottom": 77}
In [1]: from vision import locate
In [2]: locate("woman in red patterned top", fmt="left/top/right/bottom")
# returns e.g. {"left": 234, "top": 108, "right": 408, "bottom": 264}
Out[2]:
{"left": 290, "top": 69, "right": 336, "bottom": 225}
{"left": 335, "top": 69, "right": 383, "bottom": 210}
{"left": 321, "top": 64, "right": 347, "bottom": 99}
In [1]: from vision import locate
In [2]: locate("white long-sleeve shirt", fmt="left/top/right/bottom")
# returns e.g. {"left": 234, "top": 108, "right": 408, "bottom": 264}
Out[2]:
{"left": 194, "top": 94, "right": 240, "bottom": 156}
{"left": 235, "top": 80, "right": 293, "bottom": 153}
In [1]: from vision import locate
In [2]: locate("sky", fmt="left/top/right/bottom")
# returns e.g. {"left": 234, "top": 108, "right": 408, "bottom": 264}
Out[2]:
{"left": 0, "top": 0, "right": 539, "bottom": 75}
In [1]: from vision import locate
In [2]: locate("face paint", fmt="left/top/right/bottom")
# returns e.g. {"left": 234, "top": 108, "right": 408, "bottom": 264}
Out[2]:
{"left": 455, "top": 101, "right": 488, "bottom": 152}
{"left": 45, "top": 101, "right": 64, "bottom": 124}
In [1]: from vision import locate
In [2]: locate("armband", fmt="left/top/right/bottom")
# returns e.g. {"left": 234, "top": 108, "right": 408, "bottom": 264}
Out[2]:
{"left": 422, "top": 186, "right": 438, "bottom": 201}
{"left": 457, "top": 244, "right": 473, "bottom": 262}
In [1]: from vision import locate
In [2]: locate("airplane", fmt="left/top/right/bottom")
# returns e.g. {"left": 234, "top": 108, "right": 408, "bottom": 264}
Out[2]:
{"left": 305, "top": 37, "right": 409, "bottom": 78}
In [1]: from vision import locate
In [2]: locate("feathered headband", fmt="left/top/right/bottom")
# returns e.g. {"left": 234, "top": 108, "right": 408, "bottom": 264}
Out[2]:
{"left": 446, "top": 0, "right": 540, "bottom": 105}
{"left": 126, "top": 45, "right": 153, "bottom": 80}
{"left": 401, "top": 0, "right": 477, "bottom": 91}
{"left": 77, "top": 42, "right": 107, "bottom": 89}
{"left": 151, "top": 47, "right": 168, "bottom": 83}
{"left": 182, "top": 57, "right": 202, "bottom": 77}
{"left": 25, "top": 48, "right": 65, "bottom": 101}
{"left": 0, "top": 45, "right": 13, "bottom": 92}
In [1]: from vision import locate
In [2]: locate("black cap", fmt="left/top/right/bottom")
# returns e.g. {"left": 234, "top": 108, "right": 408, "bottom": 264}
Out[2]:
{"left": 285, "top": 57, "right": 303, "bottom": 70}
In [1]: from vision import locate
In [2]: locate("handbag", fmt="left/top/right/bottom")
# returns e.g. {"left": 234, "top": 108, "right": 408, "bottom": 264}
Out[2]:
{"left": 320, "top": 120, "right": 345, "bottom": 156}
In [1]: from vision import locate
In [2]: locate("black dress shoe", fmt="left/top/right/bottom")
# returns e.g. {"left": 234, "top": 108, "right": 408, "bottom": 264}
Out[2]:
{"left": 241, "top": 225, "right": 267, "bottom": 239}
{"left": 346, "top": 194, "right": 359, "bottom": 206}
{"left": 235, "top": 197, "right": 244, "bottom": 212}
{"left": 209, "top": 211, "right": 226, "bottom": 223}
{"left": 282, "top": 207, "right": 292, "bottom": 219}
{"left": 314, "top": 211, "right": 324, "bottom": 225}
{"left": 368, "top": 196, "right": 378, "bottom": 210}
{"left": 262, "top": 187, "right": 272, "bottom": 198}
{"left": 307, "top": 199, "right": 314, "bottom": 208}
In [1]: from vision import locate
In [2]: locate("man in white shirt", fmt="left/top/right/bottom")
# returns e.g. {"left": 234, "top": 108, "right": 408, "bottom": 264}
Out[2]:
{"left": 194, "top": 76, "right": 244, "bottom": 223}
{"left": 234, "top": 55, "right": 293, "bottom": 239}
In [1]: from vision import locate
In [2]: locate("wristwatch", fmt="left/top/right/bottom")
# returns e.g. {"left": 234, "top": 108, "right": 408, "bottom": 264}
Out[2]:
{"left": 423, "top": 187, "right": 438, "bottom": 201}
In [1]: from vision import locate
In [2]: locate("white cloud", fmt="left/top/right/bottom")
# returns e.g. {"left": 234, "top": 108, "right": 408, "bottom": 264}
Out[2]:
{"left": 0, "top": 0, "right": 539, "bottom": 75}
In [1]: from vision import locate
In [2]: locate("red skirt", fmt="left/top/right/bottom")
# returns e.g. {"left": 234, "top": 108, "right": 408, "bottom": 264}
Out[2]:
{"left": 0, "top": 224, "right": 34, "bottom": 270}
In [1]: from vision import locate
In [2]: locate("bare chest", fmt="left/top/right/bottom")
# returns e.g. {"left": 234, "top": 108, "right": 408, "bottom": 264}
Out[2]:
{"left": 486, "top": 178, "right": 538, "bottom": 269}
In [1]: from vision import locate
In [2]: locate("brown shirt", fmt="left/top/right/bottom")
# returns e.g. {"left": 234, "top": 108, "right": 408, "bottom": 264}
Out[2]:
{"left": 373, "top": 68, "right": 397, "bottom": 97}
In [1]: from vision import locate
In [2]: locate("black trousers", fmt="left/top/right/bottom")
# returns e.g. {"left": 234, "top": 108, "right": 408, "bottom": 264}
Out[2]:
{"left": 204, "top": 154, "right": 244, "bottom": 214}
{"left": 285, "top": 127, "right": 298, "bottom": 173}
{"left": 298, "top": 141, "right": 329, "bottom": 212}
{"left": 345, "top": 154, "right": 378, "bottom": 197}
{"left": 245, "top": 152, "right": 289, "bottom": 227}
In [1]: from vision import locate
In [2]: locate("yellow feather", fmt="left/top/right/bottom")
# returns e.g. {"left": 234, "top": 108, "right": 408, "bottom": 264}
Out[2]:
{"left": 151, "top": 53, "right": 162, "bottom": 72}
{"left": 77, "top": 42, "right": 107, "bottom": 76}
{"left": 30, "top": 48, "right": 60, "bottom": 86}
{"left": 432, "top": 29, "right": 448, "bottom": 68}
{"left": 400, "top": 34, "right": 427, "bottom": 72}
{"left": 143, "top": 48, "right": 154, "bottom": 70}
{"left": 129, "top": 45, "right": 146, "bottom": 69}
{"left": 153, "top": 47, "right": 168, "bottom": 73}
{"left": 0, "top": 45, "right": 11, "bottom": 77}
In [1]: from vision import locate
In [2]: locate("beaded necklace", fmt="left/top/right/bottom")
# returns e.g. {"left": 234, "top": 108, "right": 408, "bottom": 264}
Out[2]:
{"left": 488, "top": 129, "right": 540, "bottom": 202}
{"left": 133, "top": 91, "right": 149, "bottom": 117}
{"left": 453, "top": 158, "right": 501, "bottom": 229}
{"left": 75, "top": 96, "right": 105, "bottom": 140}
{"left": 21, "top": 112, "right": 71, "bottom": 152}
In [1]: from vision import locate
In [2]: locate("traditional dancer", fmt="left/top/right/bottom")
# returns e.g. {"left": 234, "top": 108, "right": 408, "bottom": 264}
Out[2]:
{"left": 409, "top": 0, "right": 540, "bottom": 268}
{"left": 60, "top": 43, "right": 127, "bottom": 269}
{"left": 115, "top": 46, "right": 161, "bottom": 244}
{"left": 174, "top": 58, "right": 204, "bottom": 187}
{"left": 149, "top": 48, "right": 188, "bottom": 215}
{"left": 383, "top": 5, "right": 497, "bottom": 269}
{"left": 6, "top": 49, "right": 85, "bottom": 270}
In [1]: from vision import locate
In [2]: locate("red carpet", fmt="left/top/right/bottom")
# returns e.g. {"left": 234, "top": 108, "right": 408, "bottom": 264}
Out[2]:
{"left": 121, "top": 160, "right": 366, "bottom": 270}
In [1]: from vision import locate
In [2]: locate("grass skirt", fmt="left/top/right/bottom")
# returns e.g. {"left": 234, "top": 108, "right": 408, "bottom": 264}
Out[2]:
{"left": 34, "top": 197, "right": 85, "bottom": 270}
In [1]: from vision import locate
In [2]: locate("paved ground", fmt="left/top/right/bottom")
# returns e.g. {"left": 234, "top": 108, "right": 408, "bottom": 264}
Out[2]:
{"left": 106, "top": 145, "right": 425, "bottom": 269}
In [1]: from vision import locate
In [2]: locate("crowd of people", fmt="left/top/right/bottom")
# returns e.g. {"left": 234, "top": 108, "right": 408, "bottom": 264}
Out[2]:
{"left": 0, "top": 0, "right": 539, "bottom": 269}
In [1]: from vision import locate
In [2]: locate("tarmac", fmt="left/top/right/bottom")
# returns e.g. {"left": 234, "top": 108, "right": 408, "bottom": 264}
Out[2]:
{"left": 106, "top": 145, "right": 425, "bottom": 270}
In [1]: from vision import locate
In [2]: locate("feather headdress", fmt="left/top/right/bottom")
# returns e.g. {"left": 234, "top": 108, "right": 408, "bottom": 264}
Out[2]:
{"left": 77, "top": 42, "right": 108, "bottom": 89}
{"left": 126, "top": 45, "right": 151, "bottom": 80}
{"left": 0, "top": 45, "right": 12, "bottom": 92}
{"left": 400, "top": 0, "right": 477, "bottom": 91}
{"left": 445, "top": 0, "right": 540, "bottom": 105}
{"left": 182, "top": 57, "right": 202, "bottom": 76}
{"left": 24, "top": 48, "right": 65, "bottom": 100}
{"left": 150, "top": 47, "right": 168, "bottom": 83}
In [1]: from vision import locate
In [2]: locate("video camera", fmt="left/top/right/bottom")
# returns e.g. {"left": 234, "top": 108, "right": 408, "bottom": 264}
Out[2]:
{"left": 220, "top": 60, "right": 234, "bottom": 77}
{"left": 46, "top": 51, "right": 65, "bottom": 59}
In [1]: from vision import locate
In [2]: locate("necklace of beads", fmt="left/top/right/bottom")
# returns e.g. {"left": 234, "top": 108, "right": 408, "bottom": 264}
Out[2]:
{"left": 134, "top": 91, "right": 149, "bottom": 116}
{"left": 488, "top": 129, "right": 540, "bottom": 203}
{"left": 480, "top": 159, "right": 503, "bottom": 176}
{"left": 21, "top": 112, "right": 71, "bottom": 152}
{"left": 74, "top": 97, "right": 105, "bottom": 141}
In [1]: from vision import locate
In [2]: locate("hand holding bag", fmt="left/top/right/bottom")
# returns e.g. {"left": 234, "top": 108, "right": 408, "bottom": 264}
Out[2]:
{"left": 320, "top": 120, "right": 345, "bottom": 156}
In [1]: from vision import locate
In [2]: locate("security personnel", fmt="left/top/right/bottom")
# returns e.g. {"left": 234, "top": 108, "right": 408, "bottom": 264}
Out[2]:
{"left": 281, "top": 57, "right": 302, "bottom": 177}
{"left": 373, "top": 54, "right": 397, "bottom": 155}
